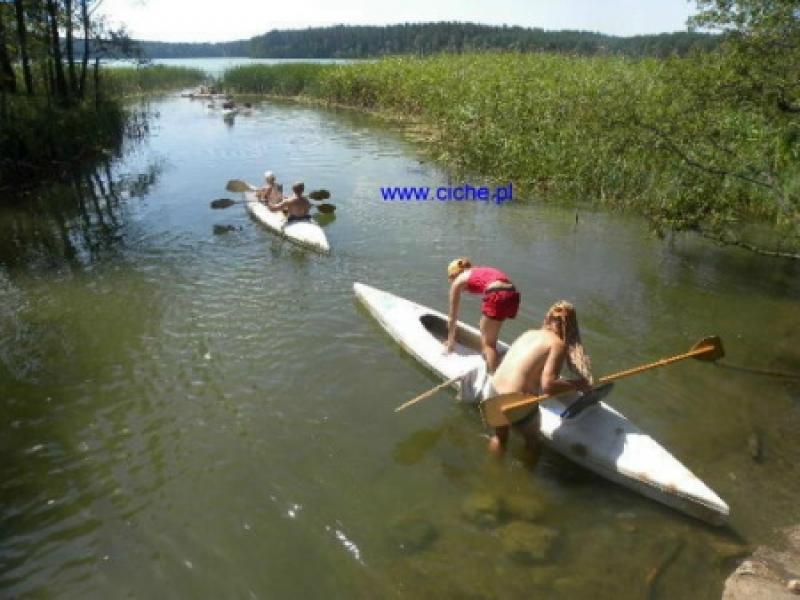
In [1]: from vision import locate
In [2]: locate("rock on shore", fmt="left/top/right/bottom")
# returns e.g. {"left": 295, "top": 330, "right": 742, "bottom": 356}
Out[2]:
{"left": 723, "top": 526, "right": 800, "bottom": 599}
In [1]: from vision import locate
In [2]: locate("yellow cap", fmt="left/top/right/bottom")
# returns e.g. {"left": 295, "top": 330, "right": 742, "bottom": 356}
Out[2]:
{"left": 447, "top": 257, "right": 472, "bottom": 278}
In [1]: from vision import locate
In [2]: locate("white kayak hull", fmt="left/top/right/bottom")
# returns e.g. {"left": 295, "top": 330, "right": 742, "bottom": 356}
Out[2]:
{"left": 245, "top": 192, "right": 330, "bottom": 254}
{"left": 353, "top": 282, "right": 729, "bottom": 525}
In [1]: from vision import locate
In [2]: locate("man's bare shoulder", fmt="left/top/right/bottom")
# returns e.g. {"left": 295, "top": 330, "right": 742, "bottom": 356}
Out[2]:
{"left": 513, "top": 328, "right": 558, "bottom": 344}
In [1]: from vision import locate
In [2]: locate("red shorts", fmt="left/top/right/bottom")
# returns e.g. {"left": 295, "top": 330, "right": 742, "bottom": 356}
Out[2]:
{"left": 481, "top": 289, "right": 520, "bottom": 320}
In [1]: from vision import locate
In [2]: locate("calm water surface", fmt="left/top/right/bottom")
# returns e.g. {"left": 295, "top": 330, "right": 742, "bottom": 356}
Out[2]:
{"left": 109, "top": 58, "right": 356, "bottom": 77}
{"left": 0, "top": 94, "right": 799, "bottom": 599}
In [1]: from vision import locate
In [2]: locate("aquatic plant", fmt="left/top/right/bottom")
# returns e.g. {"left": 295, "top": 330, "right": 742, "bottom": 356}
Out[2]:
{"left": 219, "top": 52, "right": 799, "bottom": 256}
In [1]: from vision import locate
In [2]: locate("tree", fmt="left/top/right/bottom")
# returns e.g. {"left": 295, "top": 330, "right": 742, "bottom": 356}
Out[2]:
{"left": 0, "top": 5, "right": 17, "bottom": 93}
{"left": 691, "top": 0, "right": 800, "bottom": 116}
{"left": 13, "top": 0, "right": 34, "bottom": 95}
{"left": 636, "top": 1, "right": 800, "bottom": 257}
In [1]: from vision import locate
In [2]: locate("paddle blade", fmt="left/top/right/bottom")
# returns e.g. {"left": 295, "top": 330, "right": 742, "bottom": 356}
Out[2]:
{"left": 480, "top": 392, "right": 532, "bottom": 428}
{"left": 316, "top": 203, "right": 336, "bottom": 214}
{"left": 308, "top": 189, "right": 331, "bottom": 201}
{"left": 691, "top": 336, "right": 724, "bottom": 361}
{"left": 226, "top": 179, "right": 255, "bottom": 193}
{"left": 210, "top": 198, "right": 237, "bottom": 209}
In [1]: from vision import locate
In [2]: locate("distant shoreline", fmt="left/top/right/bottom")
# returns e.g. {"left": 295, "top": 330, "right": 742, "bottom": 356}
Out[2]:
{"left": 130, "top": 22, "right": 717, "bottom": 60}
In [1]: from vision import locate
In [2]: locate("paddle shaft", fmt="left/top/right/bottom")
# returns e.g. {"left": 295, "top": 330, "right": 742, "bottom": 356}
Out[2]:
{"left": 395, "top": 375, "right": 463, "bottom": 412}
{"left": 227, "top": 180, "right": 330, "bottom": 201}
{"left": 212, "top": 197, "right": 335, "bottom": 212}
{"left": 499, "top": 337, "right": 724, "bottom": 416}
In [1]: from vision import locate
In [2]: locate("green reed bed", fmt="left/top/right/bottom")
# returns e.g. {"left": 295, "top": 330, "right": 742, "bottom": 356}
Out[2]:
{"left": 102, "top": 65, "right": 206, "bottom": 95}
{"left": 223, "top": 63, "right": 327, "bottom": 96}
{"left": 220, "top": 54, "right": 798, "bottom": 252}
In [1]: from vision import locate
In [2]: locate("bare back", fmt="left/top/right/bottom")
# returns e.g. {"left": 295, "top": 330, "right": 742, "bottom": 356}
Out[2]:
{"left": 491, "top": 329, "right": 565, "bottom": 396}
{"left": 260, "top": 184, "right": 282, "bottom": 205}
{"left": 284, "top": 194, "right": 311, "bottom": 218}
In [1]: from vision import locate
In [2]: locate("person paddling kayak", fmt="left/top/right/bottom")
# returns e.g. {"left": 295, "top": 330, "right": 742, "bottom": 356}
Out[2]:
{"left": 485, "top": 300, "right": 593, "bottom": 456}
{"left": 444, "top": 258, "right": 520, "bottom": 373}
{"left": 256, "top": 171, "right": 283, "bottom": 206}
{"left": 267, "top": 182, "right": 311, "bottom": 222}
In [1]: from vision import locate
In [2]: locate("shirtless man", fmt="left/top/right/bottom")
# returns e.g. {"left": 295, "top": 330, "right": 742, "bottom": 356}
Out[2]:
{"left": 268, "top": 182, "right": 311, "bottom": 222}
{"left": 256, "top": 171, "right": 283, "bottom": 206}
{"left": 486, "top": 300, "right": 594, "bottom": 456}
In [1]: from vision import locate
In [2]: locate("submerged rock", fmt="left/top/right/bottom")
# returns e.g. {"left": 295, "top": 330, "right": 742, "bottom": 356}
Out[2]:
{"left": 501, "top": 493, "right": 547, "bottom": 522}
{"left": 461, "top": 492, "right": 504, "bottom": 528}
{"left": 498, "top": 521, "right": 559, "bottom": 565}
{"left": 387, "top": 513, "right": 439, "bottom": 554}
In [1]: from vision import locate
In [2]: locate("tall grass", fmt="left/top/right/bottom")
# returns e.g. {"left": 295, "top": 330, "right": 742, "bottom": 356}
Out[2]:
{"left": 220, "top": 55, "right": 666, "bottom": 205}
{"left": 219, "top": 54, "right": 799, "bottom": 252}
{"left": 223, "top": 63, "right": 327, "bottom": 96}
{"left": 102, "top": 65, "right": 206, "bottom": 95}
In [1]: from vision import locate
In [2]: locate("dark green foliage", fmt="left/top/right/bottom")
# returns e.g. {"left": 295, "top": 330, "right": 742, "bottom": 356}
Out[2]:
{"left": 136, "top": 23, "right": 718, "bottom": 60}
{"left": 0, "top": 96, "right": 126, "bottom": 187}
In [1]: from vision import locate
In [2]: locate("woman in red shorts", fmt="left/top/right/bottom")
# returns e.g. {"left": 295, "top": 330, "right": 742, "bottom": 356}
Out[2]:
{"left": 444, "top": 257, "right": 520, "bottom": 373}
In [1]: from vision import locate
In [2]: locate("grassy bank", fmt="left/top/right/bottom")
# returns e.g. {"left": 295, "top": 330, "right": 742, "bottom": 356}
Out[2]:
{"left": 221, "top": 55, "right": 799, "bottom": 255}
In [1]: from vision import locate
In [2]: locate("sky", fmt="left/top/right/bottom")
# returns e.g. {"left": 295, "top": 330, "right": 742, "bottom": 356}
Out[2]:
{"left": 96, "top": 0, "right": 697, "bottom": 44}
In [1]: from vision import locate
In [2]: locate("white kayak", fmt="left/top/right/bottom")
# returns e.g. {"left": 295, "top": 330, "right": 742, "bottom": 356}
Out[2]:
{"left": 245, "top": 191, "right": 330, "bottom": 254}
{"left": 353, "top": 282, "right": 729, "bottom": 525}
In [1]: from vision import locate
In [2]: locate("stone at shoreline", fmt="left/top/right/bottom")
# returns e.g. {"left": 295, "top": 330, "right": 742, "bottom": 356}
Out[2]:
{"left": 722, "top": 525, "right": 800, "bottom": 599}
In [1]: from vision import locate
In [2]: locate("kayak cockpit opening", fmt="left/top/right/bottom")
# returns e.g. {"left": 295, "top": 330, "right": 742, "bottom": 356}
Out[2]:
{"left": 419, "top": 313, "right": 483, "bottom": 352}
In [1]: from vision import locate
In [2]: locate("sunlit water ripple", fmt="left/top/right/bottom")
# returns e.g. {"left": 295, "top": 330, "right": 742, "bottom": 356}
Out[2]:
{"left": 0, "top": 93, "right": 798, "bottom": 599}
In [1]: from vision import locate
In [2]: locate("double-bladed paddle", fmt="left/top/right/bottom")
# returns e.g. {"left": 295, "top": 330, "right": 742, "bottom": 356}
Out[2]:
{"left": 226, "top": 179, "right": 331, "bottom": 200}
{"left": 480, "top": 336, "right": 725, "bottom": 428}
{"left": 213, "top": 180, "right": 335, "bottom": 213}
{"left": 210, "top": 198, "right": 336, "bottom": 213}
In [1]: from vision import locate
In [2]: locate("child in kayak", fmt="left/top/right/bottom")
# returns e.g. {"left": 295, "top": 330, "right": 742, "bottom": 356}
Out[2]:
{"left": 256, "top": 171, "right": 283, "bottom": 206}
{"left": 444, "top": 258, "right": 520, "bottom": 373}
{"left": 485, "top": 300, "right": 594, "bottom": 456}
{"left": 268, "top": 182, "right": 311, "bottom": 222}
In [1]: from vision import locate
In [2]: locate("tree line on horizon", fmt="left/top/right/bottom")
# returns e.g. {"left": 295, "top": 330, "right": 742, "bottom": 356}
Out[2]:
{"left": 135, "top": 22, "right": 719, "bottom": 60}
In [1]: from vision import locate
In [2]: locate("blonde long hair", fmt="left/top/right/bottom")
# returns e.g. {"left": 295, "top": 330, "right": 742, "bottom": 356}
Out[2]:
{"left": 543, "top": 301, "right": 593, "bottom": 384}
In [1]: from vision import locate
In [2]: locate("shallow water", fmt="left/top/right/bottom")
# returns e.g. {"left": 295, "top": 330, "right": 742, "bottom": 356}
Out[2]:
{"left": 0, "top": 94, "right": 798, "bottom": 599}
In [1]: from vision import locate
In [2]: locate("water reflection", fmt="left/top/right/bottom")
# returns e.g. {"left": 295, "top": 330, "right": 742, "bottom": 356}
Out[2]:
{"left": 0, "top": 163, "right": 160, "bottom": 273}
{"left": 0, "top": 109, "right": 172, "bottom": 596}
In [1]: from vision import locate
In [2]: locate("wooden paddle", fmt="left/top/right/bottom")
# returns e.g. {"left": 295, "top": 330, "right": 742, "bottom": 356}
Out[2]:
{"left": 226, "top": 179, "right": 256, "bottom": 193}
{"left": 480, "top": 336, "right": 725, "bottom": 428}
{"left": 226, "top": 179, "right": 332, "bottom": 201}
{"left": 394, "top": 375, "right": 465, "bottom": 413}
{"left": 222, "top": 180, "right": 335, "bottom": 212}
{"left": 308, "top": 189, "right": 331, "bottom": 201}
{"left": 210, "top": 197, "right": 336, "bottom": 212}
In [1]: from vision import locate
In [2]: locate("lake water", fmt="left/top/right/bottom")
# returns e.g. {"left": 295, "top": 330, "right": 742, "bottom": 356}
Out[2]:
{"left": 0, "top": 93, "right": 798, "bottom": 599}
{"left": 111, "top": 57, "right": 355, "bottom": 77}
